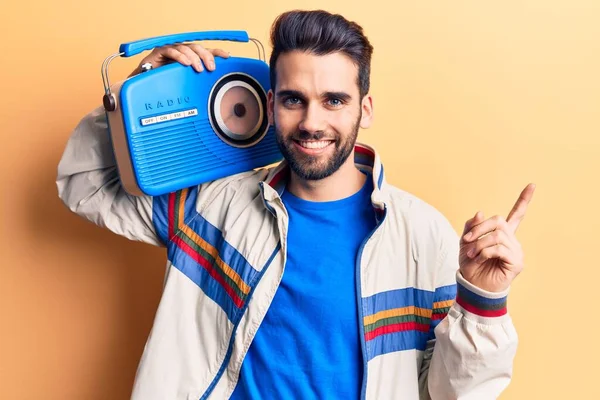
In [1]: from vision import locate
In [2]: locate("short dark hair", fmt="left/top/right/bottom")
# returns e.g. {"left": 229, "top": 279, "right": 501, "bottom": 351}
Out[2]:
{"left": 268, "top": 9, "right": 374, "bottom": 99}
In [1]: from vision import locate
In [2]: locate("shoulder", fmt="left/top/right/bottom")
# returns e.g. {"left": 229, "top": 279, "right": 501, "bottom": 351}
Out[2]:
{"left": 198, "top": 169, "right": 269, "bottom": 207}
{"left": 167, "top": 167, "right": 274, "bottom": 219}
{"left": 150, "top": 168, "right": 273, "bottom": 244}
{"left": 152, "top": 167, "right": 271, "bottom": 220}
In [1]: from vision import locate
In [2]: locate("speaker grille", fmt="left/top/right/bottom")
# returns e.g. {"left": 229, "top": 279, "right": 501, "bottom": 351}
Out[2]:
{"left": 129, "top": 119, "right": 279, "bottom": 187}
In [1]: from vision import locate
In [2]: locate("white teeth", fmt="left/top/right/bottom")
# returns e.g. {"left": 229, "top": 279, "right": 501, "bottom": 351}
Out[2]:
{"left": 298, "top": 140, "right": 331, "bottom": 149}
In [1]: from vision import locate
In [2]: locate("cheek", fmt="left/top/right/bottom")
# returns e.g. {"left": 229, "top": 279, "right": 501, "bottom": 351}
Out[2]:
{"left": 331, "top": 110, "right": 358, "bottom": 131}
{"left": 274, "top": 108, "right": 299, "bottom": 129}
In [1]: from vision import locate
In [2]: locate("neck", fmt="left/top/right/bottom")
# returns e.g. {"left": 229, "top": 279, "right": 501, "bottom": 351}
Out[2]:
{"left": 286, "top": 153, "right": 367, "bottom": 202}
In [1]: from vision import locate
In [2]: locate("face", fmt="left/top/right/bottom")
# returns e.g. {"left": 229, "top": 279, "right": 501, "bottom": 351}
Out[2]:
{"left": 267, "top": 51, "right": 373, "bottom": 181}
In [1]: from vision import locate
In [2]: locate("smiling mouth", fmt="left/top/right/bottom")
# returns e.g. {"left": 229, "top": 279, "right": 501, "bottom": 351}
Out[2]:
{"left": 293, "top": 140, "right": 335, "bottom": 149}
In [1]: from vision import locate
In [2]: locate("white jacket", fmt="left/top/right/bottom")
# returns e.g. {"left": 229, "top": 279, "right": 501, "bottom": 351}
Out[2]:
{"left": 56, "top": 106, "right": 517, "bottom": 400}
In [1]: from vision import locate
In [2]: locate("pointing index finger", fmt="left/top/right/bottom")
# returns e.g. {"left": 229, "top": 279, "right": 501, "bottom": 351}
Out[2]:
{"left": 507, "top": 183, "right": 536, "bottom": 232}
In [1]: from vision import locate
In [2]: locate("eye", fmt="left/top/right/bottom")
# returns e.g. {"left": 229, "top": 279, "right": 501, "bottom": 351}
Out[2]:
{"left": 327, "top": 98, "right": 344, "bottom": 107}
{"left": 283, "top": 96, "right": 303, "bottom": 106}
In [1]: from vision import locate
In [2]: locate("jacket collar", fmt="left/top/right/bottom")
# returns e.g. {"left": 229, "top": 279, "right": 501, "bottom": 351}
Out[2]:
{"left": 261, "top": 142, "right": 388, "bottom": 216}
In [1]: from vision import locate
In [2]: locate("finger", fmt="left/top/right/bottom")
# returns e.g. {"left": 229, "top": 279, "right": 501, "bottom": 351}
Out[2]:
{"left": 173, "top": 44, "right": 204, "bottom": 72}
{"left": 465, "top": 230, "right": 513, "bottom": 259}
{"left": 507, "top": 183, "right": 536, "bottom": 232}
{"left": 209, "top": 48, "right": 231, "bottom": 59}
{"left": 158, "top": 46, "right": 193, "bottom": 67}
{"left": 463, "top": 215, "right": 508, "bottom": 243}
{"left": 188, "top": 43, "right": 217, "bottom": 71}
{"left": 461, "top": 211, "right": 485, "bottom": 242}
{"left": 473, "top": 243, "right": 516, "bottom": 266}
{"left": 462, "top": 210, "right": 484, "bottom": 234}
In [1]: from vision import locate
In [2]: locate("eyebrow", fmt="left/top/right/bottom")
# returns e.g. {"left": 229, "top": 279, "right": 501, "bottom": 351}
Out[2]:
{"left": 276, "top": 89, "right": 353, "bottom": 102}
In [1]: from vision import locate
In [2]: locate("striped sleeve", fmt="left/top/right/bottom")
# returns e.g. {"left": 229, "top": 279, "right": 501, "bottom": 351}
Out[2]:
{"left": 423, "top": 215, "right": 518, "bottom": 400}
{"left": 151, "top": 186, "right": 199, "bottom": 246}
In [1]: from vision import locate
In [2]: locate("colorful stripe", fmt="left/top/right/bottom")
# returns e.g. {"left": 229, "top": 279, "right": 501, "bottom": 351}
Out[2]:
{"left": 266, "top": 164, "right": 288, "bottom": 194}
{"left": 456, "top": 281, "right": 507, "bottom": 317}
{"left": 366, "top": 287, "right": 434, "bottom": 314}
{"left": 364, "top": 305, "right": 431, "bottom": 341}
{"left": 160, "top": 187, "right": 259, "bottom": 322}
{"left": 428, "top": 284, "right": 456, "bottom": 340}
{"left": 363, "top": 285, "right": 459, "bottom": 360}
{"left": 367, "top": 329, "right": 430, "bottom": 359}
{"left": 363, "top": 287, "right": 434, "bottom": 360}
{"left": 364, "top": 305, "right": 432, "bottom": 327}
{"left": 170, "top": 189, "right": 251, "bottom": 306}
{"left": 432, "top": 299, "right": 453, "bottom": 320}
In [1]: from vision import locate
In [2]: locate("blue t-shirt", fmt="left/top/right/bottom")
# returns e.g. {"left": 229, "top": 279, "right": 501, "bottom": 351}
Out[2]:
{"left": 230, "top": 174, "right": 376, "bottom": 399}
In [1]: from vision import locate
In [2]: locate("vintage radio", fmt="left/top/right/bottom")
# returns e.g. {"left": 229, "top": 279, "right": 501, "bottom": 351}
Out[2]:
{"left": 101, "top": 30, "right": 282, "bottom": 196}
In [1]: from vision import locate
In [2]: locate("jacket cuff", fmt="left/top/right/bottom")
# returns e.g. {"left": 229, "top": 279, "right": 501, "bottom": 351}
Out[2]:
{"left": 455, "top": 272, "right": 509, "bottom": 318}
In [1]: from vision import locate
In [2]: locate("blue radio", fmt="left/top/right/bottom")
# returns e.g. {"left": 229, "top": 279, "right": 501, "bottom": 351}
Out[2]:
{"left": 101, "top": 31, "right": 282, "bottom": 196}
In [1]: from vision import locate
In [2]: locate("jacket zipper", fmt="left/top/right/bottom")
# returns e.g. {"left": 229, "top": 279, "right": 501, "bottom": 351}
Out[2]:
{"left": 356, "top": 207, "right": 387, "bottom": 400}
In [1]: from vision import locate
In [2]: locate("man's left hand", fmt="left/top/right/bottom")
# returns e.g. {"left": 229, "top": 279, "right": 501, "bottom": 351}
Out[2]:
{"left": 459, "top": 183, "right": 536, "bottom": 293}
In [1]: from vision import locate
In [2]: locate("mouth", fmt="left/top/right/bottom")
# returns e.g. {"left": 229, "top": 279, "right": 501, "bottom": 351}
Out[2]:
{"left": 292, "top": 139, "right": 335, "bottom": 155}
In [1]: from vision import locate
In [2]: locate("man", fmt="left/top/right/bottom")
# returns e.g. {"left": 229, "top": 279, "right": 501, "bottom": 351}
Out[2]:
{"left": 57, "top": 9, "right": 535, "bottom": 400}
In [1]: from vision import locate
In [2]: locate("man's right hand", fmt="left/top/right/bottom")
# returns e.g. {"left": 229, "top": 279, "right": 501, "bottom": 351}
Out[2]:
{"left": 128, "top": 43, "right": 230, "bottom": 77}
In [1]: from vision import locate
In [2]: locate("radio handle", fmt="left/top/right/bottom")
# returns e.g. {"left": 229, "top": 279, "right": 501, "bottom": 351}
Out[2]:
{"left": 102, "top": 30, "right": 262, "bottom": 112}
{"left": 118, "top": 30, "right": 250, "bottom": 57}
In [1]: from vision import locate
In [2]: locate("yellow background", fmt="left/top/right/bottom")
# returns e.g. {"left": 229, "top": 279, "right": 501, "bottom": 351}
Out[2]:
{"left": 1, "top": 0, "right": 598, "bottom": 399}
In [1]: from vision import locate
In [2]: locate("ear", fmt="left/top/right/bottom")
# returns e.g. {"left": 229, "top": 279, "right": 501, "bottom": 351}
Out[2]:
{"left": 359, "top": 93, "right": 374, "bottom": 129}
{"left": 267, "top": 89, "right": 274, "bottom": 126}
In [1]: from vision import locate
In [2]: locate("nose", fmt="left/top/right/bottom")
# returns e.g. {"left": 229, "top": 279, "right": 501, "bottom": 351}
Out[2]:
{"left": 298, "top": 103, "right": 326, "bottom": 134}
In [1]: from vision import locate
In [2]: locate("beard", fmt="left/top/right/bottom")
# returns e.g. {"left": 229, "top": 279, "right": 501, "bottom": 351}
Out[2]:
{"left": 274, "top": 116, "right": 361, "bottom": 181}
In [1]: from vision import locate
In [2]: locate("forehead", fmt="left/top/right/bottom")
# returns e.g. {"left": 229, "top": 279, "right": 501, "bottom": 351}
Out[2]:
{"left": 274, "top": 50, "right": 359, "bottom": 95}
